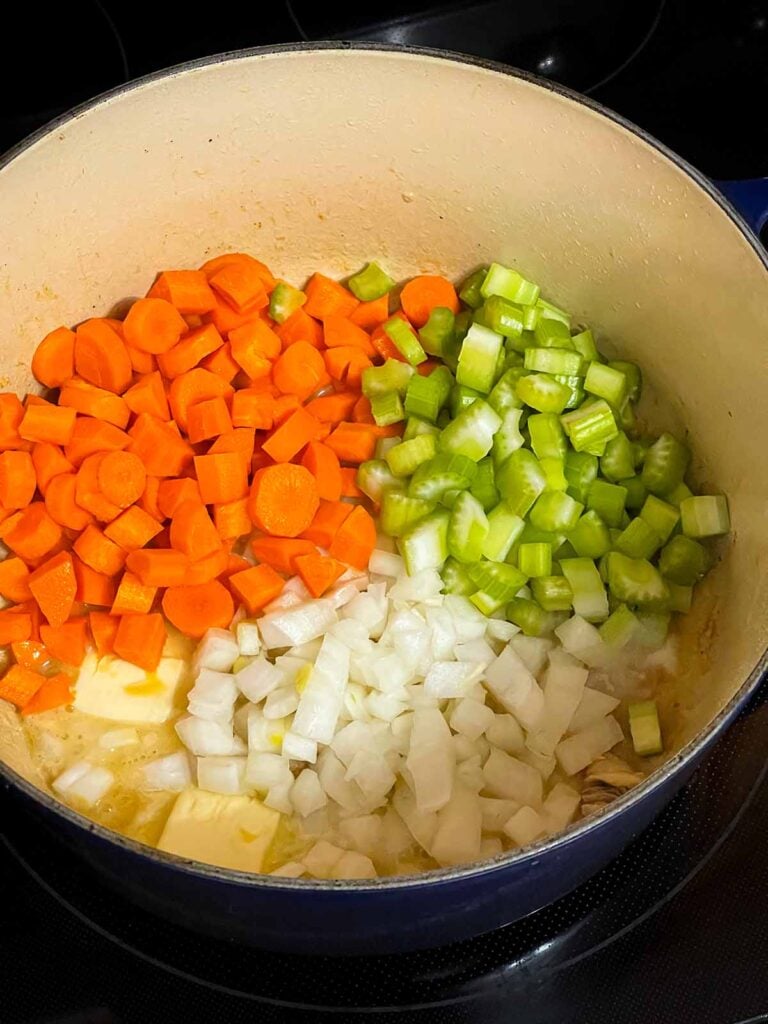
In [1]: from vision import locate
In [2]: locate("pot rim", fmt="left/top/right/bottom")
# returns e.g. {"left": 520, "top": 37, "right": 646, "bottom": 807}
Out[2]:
{"left": 1, "top": 41, "right": 766, "bottom": 893}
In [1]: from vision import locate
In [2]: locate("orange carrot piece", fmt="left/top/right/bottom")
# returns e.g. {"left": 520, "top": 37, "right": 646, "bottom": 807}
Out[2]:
{"left": 0, "top": 394, "right": 27, "bottom": 451}
{"left": 58, "top": 379, "right": 131, "bottom": 429}
{"left": 186, "top": 547, "right": 230, "bottom": 586}
{"left": 123, "top": 297, "right": 188, "bottom": 354}
{"left": 0, "top": 664, "right": 44, "bottom": 707}
{"left": 97, "top": 450, "right": 147, "bottom": 509}
{"left": 73, "top": 556, "right": 118, "bottom": 607}
{"left": 250, "top": 537, "right": 317, "bottom": 575}
{"left": 20, "top": 673, "right": 73, "bottom": 716}
{"left": 300, "top": 500, "right": 353, "bottom": 549}
{"left": 32, "top": 443, "right": 74, "bottom": 495}
{"left": 325, "top": 422, "right": 380, "bottom": 463}
{"left": 304, "top": 392, "right": 359, "bottom": 424}
{"left": 0, "top": 450, "right": 37, "bottom": 509}
{"left": 11, "top": 640, "right": 50, "bottom": 671}
{"left": 304, "top": 273, "right": 359, "bottom": 320}
{"left": 272, "top": 341, "right": 330, "bottom": 401}
{"left": 272, "top": 394, "right": 301, "bottom": 425}
{"left": 350, "top": 294, "right": 390, "bottom": 330}
{"left": 64, "top": 416, "right": 130, "bottom": 467}
{"left": 111, "top": 572, "right": 157, "bottom": 615}
{"left": 89, "top": 611, "right": 119, "bottom": 656}
{"left": 201, "top": 342, "right": 240, "bottom": 382}
{"left": 148, "top": 270, "right": 216, "bottom": 315}
{"left": 300, "top": 441, "right": 343, "bottom": 502}
{"left": 205, "top": 296, "right": 260, "bottom": 335}
{"left": 18, "top": 404, "right": 76, "bottom": 446}
{"left": 209, "top": 262, "right": 269, "bottom": 314}
{"left": 231, "top": 389, "right": 275, "bottom": 430}
{"left": 399, "top": 275, "right": 460, "bottom": 328}
{"left": 74, "top": 453, "right": 122, "bottom": 523}
{"left": 213, "top": 498, "right": 251, "bottom": 540}
{"left": 157, "top": 324, "right": 223, "bottom": 379}
{"left": 194, "top": 452, "right": 249, "bottom": 504}
{"left": 294, "top": 552, "right": 345, "bottom": 598}
{"left": 73, "top": 525, "right": 126, "bottom": 576}
{"left": 45, "top": 473, "right": 94, "bottom": 531}
{"left": 340, "top": 467, "right": 364, "bottom": 499}
{"left": 74, "top": 318, "right": 133, "bottom": 394}
{"left": 208, "top": 428, "right": 255, "bottom": 464}
{"left": 168, "top": 368, "right": 233, "bottom": 433}
{"left": 352, "top": 395, "right": 375, "bottom": 424}
{"left": 200, "top": 253, "right": 277, "bottom": 292}
{"left": 128, "top": 414, "right": 193, "bottom": 478}
{"left": 0, "top": 558, "right": 32, "bottom": 604}
{"left": 162, "top": 581, "right": 234, "bottom": 639}
{"left": 126, "top": 344, "right": 156, "bottom": 375}
{"left": 103, "top": 505, "right": 163, "bottom": 552}
{"left": 228, "top": 319, "right": 281, "bottom": 366}
{"left": 328, "top": 504, "right": 376, "bottom": 569}
{"left": 123, "top": 371, "right": 170, "bottom": 421}
{"left": 276, "top": 307, "right": 324, "bottom": 350}
{"left": 113, "top": 612, "right": 167, "bottom": 671}
{"left": 170, "top": 500, "right": 222, "bottom": 560}
{"left": 4, "top": 504, "right": 62, "bottom": 563}
{"left": 248, "top": 464, "right": 319, "bottom": 538}
{"left": 262, "top": 407, "right": 322, "bottom": 464}
{"left": 31, "top": 326, "right": 76, "bottom": 389}
{"left": 157, "top": 478, "right": 201, "bottom": 520}
{"left": 323, "top": 315, "right": 375, "bottom": 355}
{"left": 229, "top": 564, "right": 284, "bottom": 615}
{"left": 125, "top": 549, "right": 189, "bottom": 587}
{"left": 139, "top": 475, "right": 164, "bottom": 522}
{"left": 27, "top": 551, "right": 76, "bottom": 628}
{"left": 187, "top": 396, "right": 233, "bottom": 443}
{"left": 40, "top": 619, "right": 88, "bottom": 667}
{"left": 370, "top": 313, "right": 409, "bottom": 362}
{"left": 0, "top": 609, "right": 33, "bottom": 645}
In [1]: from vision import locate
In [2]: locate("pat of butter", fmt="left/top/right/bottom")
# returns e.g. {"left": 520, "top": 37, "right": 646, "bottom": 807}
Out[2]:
{"left": 74, "top": 653, "right": 189, "bottom": 724}
{"left": 157, "top": 788, "right": 280, "bottom": 872}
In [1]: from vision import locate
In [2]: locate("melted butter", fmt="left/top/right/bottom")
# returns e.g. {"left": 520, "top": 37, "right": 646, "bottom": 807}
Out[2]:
{"left": 123, "top": 675, "right": 165, "bottom": 698}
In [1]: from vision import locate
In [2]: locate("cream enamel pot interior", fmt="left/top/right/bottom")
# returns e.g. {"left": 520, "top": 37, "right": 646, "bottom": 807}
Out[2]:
{"left": 1, "top": 44, "right": 768, "bottom": 955}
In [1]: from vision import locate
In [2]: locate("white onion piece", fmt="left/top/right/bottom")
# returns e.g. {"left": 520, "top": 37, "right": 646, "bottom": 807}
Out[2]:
{"left": 142, "top": 752, "right": 192, "bottom": 792}
{"left": 340, "top": 591, "right": 387, "bottom": 638}
{"left": 326, "top": 580, "right": 364, "bottom": 610}
{"left": 485, "top": 713, "right": 525, "bottom": 753}
{"left": 424, "top": 607, "right": 456, "bottom": 659}
{"left": 431, "top": 781, "right": 482, "bottom": 867}
{"left": 406, "top": 708, "right": 455, "bottom": 814}
{"left": 483, "top": 749, "right": 543, "bottom": 806}
{"left": 554, "top": 615, "right": 608, "bottom": 667}
{"left": 484, "top": 645, "right": 544, "bottom": 732}
{"left": 98, "top": 728, "right": 139, "bottom": 750}
{"left": 392, "top": 782, "right": 438, "bottom": 854}
{"left": 317, "top": 749, "right": 365, "bottom": 812}
{"left": 480, "top": 836, "right": 504, "bottom": 858}
{"left": 368, "top": 550, "right": 406, "bottom": 578}
{"left": 329, "top": 850, "right": 377, "bottom": 880}
{"left": 192, "top": 629, "right": 240, "bottom": 674}
{"left": 525, "top": 650, "right": 588, "bottom": 756}
{"left": 259, "top": 600, "right": 338, "bottom": 649}
{"left": 520, "top": 748, "right": 557, "bottom": 780}
{"left": 479, "top": 797, "right": 521, "bottom": 833}
{"left": 175, "top": 716, "right": 244, "bottom": 756}
{"left": 263, "top": 687, "right": 299, "bottom": 720}
{"left": 366, "top": 691, "right": 408, "bottom": 722}
{"left": 424, "top": 661, "right": 482, "bottom": 699}
{"left": 282, "top": 731, "right": 318, "bottom": 763}
{"left": 291, "top": 769, "right": 327, "bottom": 817}
{"left": 444, "top": 596, "right": 488, "bottom": 641}
{"left": 329, "top": 619, "right": 373, "bottom": 654}
{"left": 197, "top": 756, "right": 246, "bottom": 795}
{"left": 271, "top": 861, "right": 307, "bottom": 878}
{"left": 485, "top": 619, "right": 520, "bottom": 643}
{"left": 345, "top": 748, "right": 396, "bottom": 804}
{"left": 52, "top": 760, "right": 91, "bottom": 795}
{"left": 449, "top": 698, "right": 495, "bottom": 741}
{"left": 510, "top": 635, "right": 554, "bottom": 676}
{"left": 568, "top": 687, "right": 621, "bottom": 734}
{"left": 339, "top": 814, "right": 383, "bottom": 856}
{"left": 235, "top": 621, "right": 261, "bottom": 657}
{"left": 246, "top": 751, "right": 293, "bottom": 792}
{"left": 235, "top": 657, "right": 284, "bottom": 704}
{"left": 187, "top": 669, "right": 239, "bottom": 722}
{"left": 503, "top": 805, "right": 546, "bottom": 846}
{"left": 265, "top": 778, "right": 294, "bottom": 814}
{"left": 388, "top": 568, "right": 443, "bottom": 602}
{"left": 455, "top": 638, "right": 496, "bottom": 667}
{"left": 246, "top": 708, "right": 285, "bottom": 752}
{"left": 555, "top": 714, "right": 624, "bottom": 776}
{"left": 542, "top": 781, "right": 581, "bottom": 833}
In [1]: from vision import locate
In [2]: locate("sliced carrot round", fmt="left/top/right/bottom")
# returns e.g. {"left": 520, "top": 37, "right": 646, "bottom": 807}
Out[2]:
{"left": 161, "top": 580, "right": 234, "bottom": 638}
{"left": 399, "top": 275, "right": 460, "bottom": 328}
{"left": 97, "top": 451, "right": 147, "bottom": 509}
{"left": 248, "top": 464, "right": 319, "bottom": 538}
{"left": 124, "top": 297, "right": 188, "bottom": 354}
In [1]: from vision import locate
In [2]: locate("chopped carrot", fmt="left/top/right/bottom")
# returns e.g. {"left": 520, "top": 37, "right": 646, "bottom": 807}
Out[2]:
{"left": 0, "top": 558, "right": 32, "bottom": 604}
{"left": 231, "top": 389, "right": 275, "bottom": 430}
{"left": 97, "top": 451, "right": 147, "bottom": 509}
{"left": 272, "top": 341, "right": 330, "bottom": 401}
{"left": 200, "top": 253, "right": 276, "bottom": 292}
{"left": 162, "top": 581, "right": 234, "bottom": 639}
{"left": 73, "top": 525, "right": 126, "bottom": 576}
{"left": 128, "top": 414, "right": 193, "bottom": 478}
{"left": 208, "top": 428, "right": 255, "bottom": 463}
{"left": 4, "top": 504, "right": 62, "bottom": 563}
{"left": 300, "top": 500, "right": 353, "bottom": 548}
{"left": 340, "top": 467, "right": 363, "bottom": 499}
{"left": 194, "top": 452, "right": 248, "bottom": 504}
{"left": 352, "top": 395, "right": 375, "bottom": 424}
{"left": 304, "top": 273, "right": 359, "bottom": 319}
{"left": 324, "top": 346, "right": 372, "bottom": 386}
{"left": 74, "top": 454, "right": 122, "bottom": 523}
{"left": 186, "top": 547, "right": 230, "bottom": 585}
{"left": 18, "top": 403, "right": 76, "bottom": 446}
{"left": 276, "top": 307, "right": 324, "bottom": 349}
{"left": 0, "top": 450, "right": 37, "bottom": 509}
{"left": 350, "top": 295, "right": 390, "bottom": 330}
{"left": 59, "top": 379, "right": 131, "bottom": 429}
{"left": 65, "top": 416, "right": 130, "bottom": 467}
{"left": 272, "top": 394, "right": 301, "bottom": 425}
{"left": 111, "top": 572, "right": 157, "bottom": 615}
{"left": 148, "top": 270, "right": 216, "bottom": 315}
{"left": 399, "top": 275, "right": 460, "bottom": 328}
{"left": 187, "top": 396, "right": 233, "bottom": 443}
{"left": 123, "top": 297, "right": 188, "bottom": 354}
{"left": 31, "top": 326, "right": 76, "bottom": 388}
{"left": 323, "top": 315, "right": 375, "bottom": 355}
{"left": 45, "top": 473, "right": 94, "bottom": 531}
{"left": 123, "top": 371, "right": 170, "bottom": 421}
{"left": 0, "top": 664, "right": 44, "bottom": 707}
{"left": 213, "top": 498, "right": 251, "bottom": 540}
{"left": 294, "top": 552, "right": 345, "bottom": 598}
{"left": 125, "top": 549, "right": 189, "bottom": 587}
{"left": 27, "top": 551, "right": 76, "bottom": 627}
{"left": 370, "top": 313, "right": 409, "bottom": 362}
{"left": 170, "top": 501, "right": 222, "bottom": 560}
{"left": 168, "top": 368, "right": 233, "bottom": 433}
{"left": 250, "top": 536, "right": 317, "bottom": 575}
{"left": 32, "top": 443, "right": 74, "bottom": 495}
{"left": 157, "top": 323, "right": 224, "bottom": 380}
{"left": 113, "top": 612, "right": 167, "bottom": 671}
{"left": 328, "top": 504, "right": 376, "bottom": 569}
{"left": 89, "top": 611, "right": 119, "bottom": 656}
{"left": 103, "top": 505, "right": 163, "bottom": 551}
{"left": 0, "top": 610, "right": 33, "bottom": 645}
{"left": 126, "top": 345, "right": 156, "bottom": 375}
{"left": 157, "top": 478, "right": 202, "bottom": 520}
{"left": 227, "top": 320, "right": 279, "bottom": 381}
{"left": 224, "top": 553, "right": 252, "bottom": 577}
{"left": 262, "top": 407, "right": 322, "bottom": 464}
{"left": 205, "top": 296, "right": 260, "bottom": 335}
{"left": 73, "top": 557, "right": 118, "bottom": 607}
{"left": 209, "top": 262, "right": 269, "bottom": 314}
{"left": 40, "top": 618, "right": 88, "bottom": 666}
{"left": 11, "top": 640, "right": 51, "bottom": 672}
{"left": 0, "top": 394, "right": 27, "bottom": 451}
{"left": 229, "top": 564, "right": 284, "bottom": 614}
{"left": 304, "top": 392, "right": 358, "bottom": 424}
{"left": 20, "top": 673, "right": 73, "bottom": 716}
{"left": 201, "top": 342, "right": 240, "bottom": 382}
{"left": 139, "top": 475, "right": 164, "bottom": 522}
{"left": 74, "top": 318, "right": 133, "bottom": 394}
{"left": 248, "top": 464, "right": 319, "bottom": 538}
{"left": 301, "top": 441, "right": 343, "bottom": 502}
{"left": 325, "top": 422, "right": 381, "bottom": 463}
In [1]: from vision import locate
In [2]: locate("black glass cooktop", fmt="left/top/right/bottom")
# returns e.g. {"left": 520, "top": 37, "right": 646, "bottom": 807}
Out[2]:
{"left": 2, "top": 2, "right": 768, "bottom": 1022}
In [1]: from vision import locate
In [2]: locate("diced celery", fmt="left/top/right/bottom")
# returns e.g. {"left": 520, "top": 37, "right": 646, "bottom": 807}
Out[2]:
{"left": 569, "top": 510, "right": 611, "bottom": 559}
{"left": 482, "top": 295, "right": 525, "bottom": 339}
{"left": 536, "top": 298, "right": 571, "bottom": 327}
{"left": 600, "top": 432, "right": 635, "bottom": 482}
{"left": 680, "top": 495, "right": 730, "bottom": 538}
{"left": 488, "top": 368, "right": 525, "bottom": 415}
{"left": 518, "top": 522, "right": 567, "bottom": 551}
{"left": 383, "top": 316, "right": 427, "bottom": 366}
{"left": 471, "top": 590, "right": 506, "bottom": 615}
{"left": 385, "top": 433, "right": 438, "bottom": 477}
{"left": 441, "top": 557, "right": 475, "bottom": 595}
{"left": 458, "top": 267, "right": 487, "bottom": 309}
{"left": 587, "top": 479, "right": 628, "bottom": 528}
{"left": 404, "top": 366, "right": 452, "bottom": 423}
{"left": 370, "top": 391, "right": 404, "bottom": 427}
{"left": 440, "top": 489, "right": 461, "bottom": 509}
{"left": 506, "top": 598, "right": 558, "bottom": 636}
{"left": 403, "top": 416, "right": 440, "bottom": 440}
{"left": 496, "top": 449, "right": 547, "bottom": 517}
{"left": 482, "top": 504, "right": 525, "bottom": 561}
{"left": 621, "top": 475, "right": 648, "bottom": 511}
{"left": 560, "top": 558, "right": 609, "bottom": 622}
{"left": 492, "top": 409, "right": 524, "bottom": 467}
{"left": 608, "top": 360, "right": 641, "bottom": 403}
{"left": 456, "top": 323, "right": 504, "bottom": 393}
{"left": 468, "top": 561, "right": 528, "bottom": 601}
{"left": 529, "top": 491, "right": 584, "bottom": 532}
{"left": 481, "top": 263, "right": 540, "bottom": 305}
{"left": 375, "top": 435, "right": 401, "bottom": 459}
{"left": 639, "top": 494, "right": 679, "bottom": 542}
{"left": 516, "top": 373, "right": 571, "bottom": 414}
{"left": 540, "top": 457, "right": 568, "bottom": 491}
{"left": 616, "top": 396, "right": 635, "bottom": 433}
{"left": 606, "top": 552, "right": 669, "bottom": 607}
{"left": 564, "top": 451, "right": 598, "bottom": 504}
{"left": 531, "top": 575, "right": 573, "bottom": 611}
{"left": 524, "top": 347, "right": 583, "bottom": 377}
{"left": 356, "top": 460, "right": 403, "bottom": 504}
{"left": 584, "top": 362, "right": 627, "bottom": 407}
{"left": 518, "top": 542, "right": 552, "bottom": 578}
{"left": 571, "top": 329, "right": 600, "bottom": 362}
{"left": 448, "top": 491, "right": 490, "bottom": 563}
{"left": 399, "top": 510, "right": 450, "bottom": 574}
{"left": 561, "top": 399, "right": 618, "bottom": 452}
{"left": 419, "top": 307, "right": 456, "bottom": 357}
{"left": 641, "top": 433, "right": 690, "bottom": 496}
{"left": 553, "top": 374, "right": 586, "bottom": 409}
{"left": 450, "top": 384, "right": 482, "bottom": 418}
{"left": 440, "top": 400, "right": 501, "bottom": 461}
{"left": 658, "top": 534, "right": 708, "bottom": 585}
{"left": 408, "top": 453, "right": 477, "bottom": 501}
{"left": 533, "top": 318, "right": 574, "bottom": 350}
{"left": 664, "top": 481, "right": 693, "bottom": 508}
{"left": 347, "top": 261, "right": 395, "bottom": 301}
{"left": 528, "top": 412, "right": 568, "bottom": 460}
{"left": 380, "top": 491, "right": 434, "bottom": 537}
{"left": 667, "top": 581, "right": 693, "bottom": 612}
{"left": 615, "top": 517, "right": 662, "bottom": 560}
{"left": 268, "top": 281, "right": 306, "bottom": 324}
{"left": 635, "top": 611, "right": 671, "bottom": 649}
{"left": 628, "top": 700, "right": 662, "bottom": 756}
{"left": 598, "top": 603, "right": 639, "bottom": 649}
{"left": 362, "top": 359, "right": 414, "bottom": 397}
{"left": 522, "top": 304, "right": 540, "bottom": 331}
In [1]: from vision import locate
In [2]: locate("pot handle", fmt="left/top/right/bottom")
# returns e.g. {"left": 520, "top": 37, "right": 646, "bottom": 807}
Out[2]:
{"left": 714, "top": 178, "right": 768, "bottom": 236}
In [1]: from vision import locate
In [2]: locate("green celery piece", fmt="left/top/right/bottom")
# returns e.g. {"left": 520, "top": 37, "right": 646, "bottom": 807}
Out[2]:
{"left": 448, "top": 491, "right": 490, "bottom": 563}
{"left": 561, "top": 398, "right": 618, "bottom": 451}
{"left": 347, "top": 262, "right": 395, "bottom": 301}
{"left": 456, "top": 323, "right": 504, "bottom": 393}
{"left": 380, "top": 491, "right": 435, "bottom": 537}
{"left": 492, "top": 409, "right": 525, "bottom": 467}
{"left": 470, "top": 457, "right": 500, "bottom": 511}
{"left": 458, "top": 268, "right": 488, "bottom": 309}
{"left": 635, "top": 611, "right": 671, "bottom": 649}
{"left": 632, "top": 440, "right": 650, "bottom": 468}
{"left": 667, "top": 581, "right": 692, "bottom": 613}
{"left": 518, "top": 542, "right": 552, "bottom": 578}
{"left": 560, "top": 557, "right": 609, "bottom": 622}
{"left": 598, "top": 603, "right": 639, "bottom": 649}
{"left": 658, "top": 534, "right": 709, "bottom": 585}
{"left": 399, "top": 510, "right": 450, "bottom": 574}
{"left": 640, "top": 494, "right": 680, "bottom": 542}
{"left": 402, "top": 416, "right": 440, "bottom": 441}
{"left": 536, "top": 298, "right": 571, "bottom": 328}
{"left": 385, "top": 433, "right": 438, "bottom": 477}
{"left": 383, "top": 315, "right": 427, "bottom": 366}
{"left": 606, "top": 552, "right": 670, "bottom": 607}
{"left": 356, "top": 460, "right": 403, "bottom": 504}
{"left": 471, "top": 590, "right": 507, "bottom": 615}
{"left": 600, "top": 432, "right": 635, "bottom": 482}
{"left": 621, "top": 475, "right": 648, "bottom": 511}
{"left": 441, "top": 557, "right": 475, "bottom": 596}
{"left": 524, "top": 347, "right": 583, "bottom": 376}
{"left": 408, "top": 452, "right": 477, "bottom": 501}
{"left": 584, "top": 362, "right": 628, "bottom": 406}
{"left": 362, "top": 359, "right": 414, "bottom": 397}
{"left": 370, "top": 391, "right": 404, "bottom": 427}
{"left": 540, "top": 457, "right": 568, "bottom": 491}
{"left": 268, "top": 281, "right": 306, "bottom": 324}
{"left": 522, "top": 304, "right": 540, "bottom": 331}
{"left": 531, "top": 575, "right": 573, "bottom": 611}
{"left": 440, "top": 489, "right": 461, "bottom": 509}
{"left": 419, "top": 307, "right": 456, "bottom": 357}
{"left": 404, "top": 366, "right": 452, "bottom": 423}
{"left": 482, "top": 295, "right": 525, "bottom": 339}
{"left": 564, "top": 451, "right": 598, "bottom": 503}
{"left": 506, "top": 597, "right": 558, "bottom": 636}
{"left": 506, "top": 327, "right": 537, "bottom": 355}
{"left": 641, "top": 432, "right": 690, "bottom": 496}
{"left": 587, "top": 478, "right": 628, "bottom": 527}
{"left": 516, "top": 373, "right": 571, "bottom": 414}
{"left": 375, "top": 435, "right": 401, "bottom": 459}
{"left": 482, "top": 504, "right": 525, "bottom": 561}
{"left": 533, "top": 317, "right": 573, "bottom": 350}
{"left": 528, "top": 412, "right": 568, "bottom": 460}
{"left": 608, "top": 360, "right": 642, "bottom": 403}
{"left": 680, "top": 495, "right": 730, "bottom": 538}
{"left": 628, "top": 700, "right": 662, "bottom": 756}
{"left": 439, "top": 399, "right": 501, "bottom": 461}
{"left": 437, "top": 409, "right": 451, "bottom": 429}
{"left": 571, "top": 329, "right": 600, "bottom": 362}
{"left": 529, "top": 490, "right": 584, "bottom": 532}
{"left": 615, "top": 517, "right": 662, "bottom": 560}
{"left": 481, "top": 263, "right": 540, "bottom": 305}
{"left": 518, "top": 521, "right": 567, "bottom": 549}
{"left": 450, "top": 384, "right": 482, "bottom": 418}
{"left": 488, "top": 368, "right": 525, "bottom": 415}
{"left": 553, "top": 374, "right": 586, "bottom": 409}
{"left": 616, "top": 396, "right": 636, "bottom": 433}
{"left": 468, "top": 560, "right": 528, "bottom": 601}
{"left": 663, "top": 481, "right": 694, "bottom": 508}
{"left": 495, "top": 448, "right": 547, "bottom": 517}
{"left": 569, "top": 510, "right": 611, "bottom": 559}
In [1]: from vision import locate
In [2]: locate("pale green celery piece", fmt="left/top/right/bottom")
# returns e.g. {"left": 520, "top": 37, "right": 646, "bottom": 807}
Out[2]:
{"left": 529, "top": 490, "right": 583, "bottom": 532}
{"left": 524, "top": 347, "right": 583, "bottom": 376}
{"left": 539, "top": 457, "right": 568, "bottom": 491}
{"left": 470, "top": 589, "right": 506, "bottom": 615}
{"left": 488, "top": 368, "right": 526, "bottom": 415}
{"left": 639, "top": 494, "right": 680, "bottom": 542}
{"left": 586, "top": 479, "right": 628, "bottom": 527}
{"left": 528, "top": 412, "right": 568, "bottom": 460}
{"left": 458, "top": 267, "right": 488, "bottom": 309}
{"left": 470, "top": 457, "right": 500, "bottom": 511}
{"left": 437, "top": 409, "right": 451, "bottom": 429}
{"left": 635, "top": 611, "right": 671, "bottom": 649}
{"left": 402, "top": 416, "right": 440, "bottom": 441}
{"left": 419, "top": 307, "right": 456, "bottom": 356}
{"left": 506, "top": 597, "right": 559, "bottom": 636}
{"left": 482, "top": 295, "right": 525, "bottom": 338}
{"left": 584, "top": 362, "right": 628, "bottom": 407}
{"left": 362, "top": 359, "right": 414, "bottom": 397}
{"left": 608, "top": 360, "right": 642, "bottom": 402}
{"left": 268, "top": 281, "right": 307, "bottom": 324}
{"left": 375, "top": 435, "right": 401, "bottom": 459}
{"left": 679, "top": 495, "right": 730, "bottom": 538}
{"left": 615, "top": 517, "right": 662, "bottom": 560}
{"left": 663, "top": 481, "right": 694, "bottom": 508}
{"left": 600, "top": 432, "right": 635, "bottom": 482}
{"left": 658, "top": 534, "right": 709, "bottom": 585}
{"left": 531, "top": 575, "right": 573, "bottom": 611}
{"left": 408, "top": 452, "right": 477, "bottom": 501}
{"left": 447, "top": 491, "right": 490, "bottom": 563}
{"left": 533, "top": 317, "right": 574, "bottom": 350}
{"left": 492, "top": 409, "right": 525, "bottom": 467}
{"left": 564, "top": 451, "right": 598, "bottom": 503}
{"left": 553, "top": 374, "right": 586, "bottom": 409}
{"left": 495, "top": 448, "right": 547, "bottom": 517}
{"left": 380, "top": 490, "right": 435, "bottom": 537}
{"left": 632, "top": 440, "right": 650, "bottom": 468}
{"left": 507, "top": 327, "right": 538, "bottom": 354}
{"left": 616, "top": 396, "right": 636, "bottom": 433}
{"left": 480, "top": 263, "right": 540, "bottom": 305}
{"left": 536, "top": 297, "right": 571, "bottom": 327}
{"left": 383, "top": 315, "right": 427, "bottom": 366}
{"left": 450, "top": 384, "right": 482, "bottom": 418}
{"left": 518, "top": 542, "right": 552, "bottom": 578}
{"left": 347, "top": 261, "right": 395, "bottom": 301}
{"left": 439, "top": 399, "right": 501, "bottom": 461}
{"left": 641, "top": 432, "right": 690, "bottom": 496}
{"left": 385, "top": 433, "right": 438, "bottom": 477}
{"left": 404, "top": 365, "right": 452, "bottom": 423}
{"left": 568, "top": 509, "right": 611, "bottom": 559}
{"left": 441, "top": 490, "right": 461, "bottom": 509}
{"left": 441, "top": 557, "right": 476, "bottom": 595}
{"left": 606, "top": 552, "right": 670, "bottom": 607}
{"left": 667, "top": 581, "right": 693, "bottom": 613}
{"left": 620, "top": 475, "right": 648, "bottom": 511}
{"left": 628, "top": 700, "right": 663, "bottom": 756}
{"left": 456, "top": 323, "right": 504, "bottom": 393}
{"left": 561, "top": 399, "right": 618, "bottom": 451}
{"left": 560, "top": 557, "right": 610, "bottom": 621}
{"left": 522, "top": 304, "right": 540, "bottom": 331}
{"left": 482, "top": 504, "right": 525, "bottom": 561}
{"left": 356, "top": 460, "right": 403, "bottom": 504}
{"left": 370, "top": 391, "right": 404, "bottom": 427}
{"left": 571, "top": 329, "right": 600, "bottom": 362}
{"left": 598, "top": 603, "right": 639, "bottom": 648}
{"left": 468, "top": 560, "right": 528, "bottom": 601}
{"left": 516, "top": 373, "right": 571, "bottom": 414}
{"left": 399, "top": 510, "right": 450, "bottom": 574}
